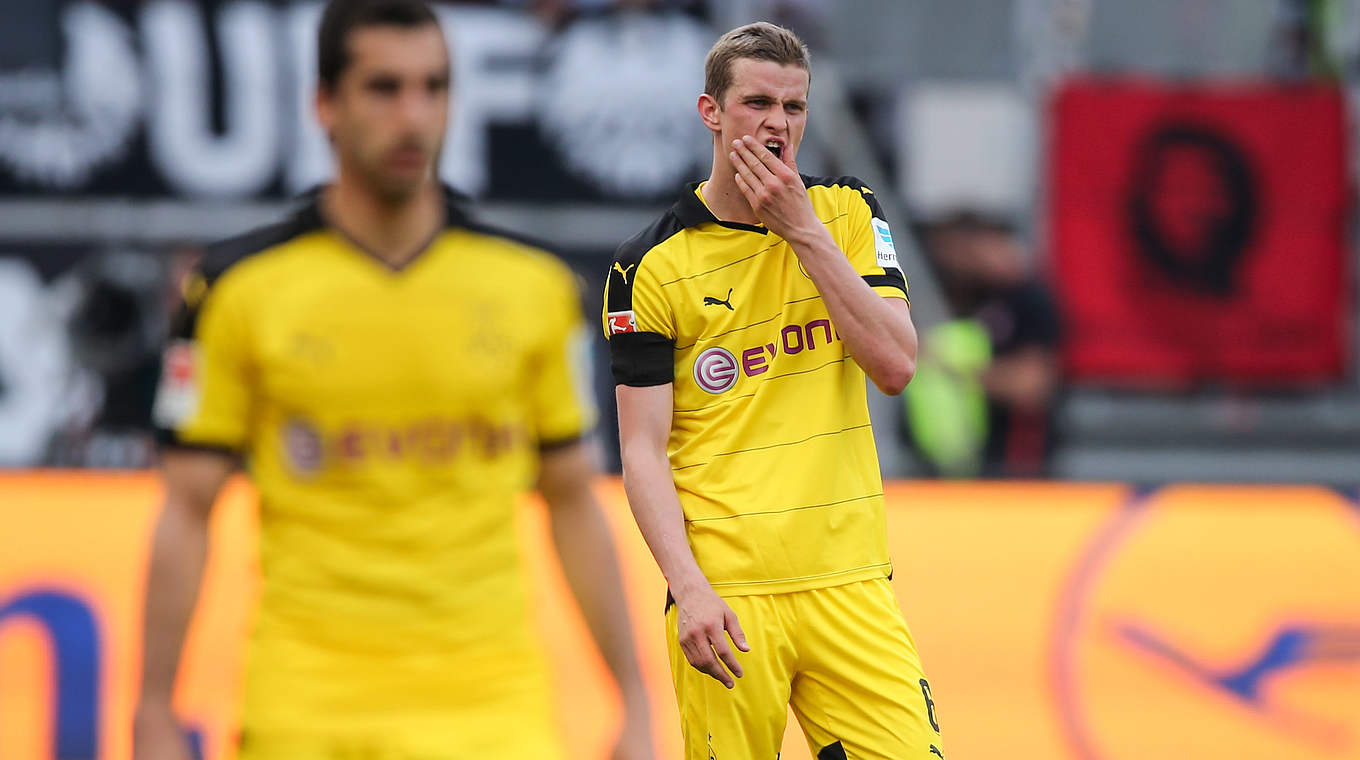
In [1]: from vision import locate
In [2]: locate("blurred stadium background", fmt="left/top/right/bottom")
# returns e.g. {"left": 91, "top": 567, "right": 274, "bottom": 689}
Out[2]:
{"left": 1, "top": 1, "right": 1358, "bottom": 759}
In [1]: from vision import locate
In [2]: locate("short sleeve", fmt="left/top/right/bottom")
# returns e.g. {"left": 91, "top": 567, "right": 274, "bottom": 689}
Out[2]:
{"left": 153, "top": 270, "right": 253, "bottom": 452}
{"left": 843, "top": 183, "right": 910, "bottom": 304}
{"left": 530, "top": 267, "right": 598, "bottom": 449}
{"left": 603, "top": 247, "right": 675, "bottom": 387}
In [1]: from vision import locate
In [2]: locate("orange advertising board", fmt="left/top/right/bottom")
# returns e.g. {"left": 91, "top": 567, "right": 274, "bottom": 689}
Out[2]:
{"left": 1, "top": 474, "right": 1357, "bottom": 760}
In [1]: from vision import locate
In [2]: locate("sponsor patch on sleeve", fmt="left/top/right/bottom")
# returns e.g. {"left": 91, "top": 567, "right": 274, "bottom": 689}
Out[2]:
{"left": 871, "top": 217, "right": 899, "bottom": 270}
{"left": 152, "top": 340, "right": 200, "bottom": 428}
{"left": 568, "top": 324, "right": 597, "bottom": 415}
{"left": 606, "top": 310, "right": 637, "bottom": 336}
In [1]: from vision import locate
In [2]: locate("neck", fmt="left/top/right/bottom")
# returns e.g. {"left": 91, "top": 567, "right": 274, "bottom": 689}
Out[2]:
{"left": 323, "top": 169, "right": 444, "bottom": 268}
{"left": 702, "top": 147, "right": 760, "bottom": 225}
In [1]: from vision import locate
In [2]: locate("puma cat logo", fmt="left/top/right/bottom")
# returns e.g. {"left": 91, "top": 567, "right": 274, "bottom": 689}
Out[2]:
{"left": 703, "top": 288, "right": 734, "bottom": 310}
{"left": 612, "top": 262, "right": 637, "bottom": 283}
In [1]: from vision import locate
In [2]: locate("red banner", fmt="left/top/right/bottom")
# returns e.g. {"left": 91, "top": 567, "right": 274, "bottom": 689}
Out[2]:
{"left": 1049, "top": 79, "right": 1352, "bottom": 386}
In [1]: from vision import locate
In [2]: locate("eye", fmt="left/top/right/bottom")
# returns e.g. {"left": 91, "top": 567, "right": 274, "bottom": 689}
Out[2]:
{"left": 427, "top": 75, "right": 449, "bottom": 94}
{"left": 365, "top": 76, "right": 400, "bottom": 95}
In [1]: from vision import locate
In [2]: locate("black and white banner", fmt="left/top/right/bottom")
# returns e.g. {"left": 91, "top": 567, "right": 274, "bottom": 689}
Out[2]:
{"left": 0, "top": 0, "right": 713, "bottom": 202}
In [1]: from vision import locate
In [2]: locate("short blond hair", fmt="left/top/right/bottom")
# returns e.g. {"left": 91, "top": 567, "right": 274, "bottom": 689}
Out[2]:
{"left": 704, "top": 22, "right": 811, "bottom": 106}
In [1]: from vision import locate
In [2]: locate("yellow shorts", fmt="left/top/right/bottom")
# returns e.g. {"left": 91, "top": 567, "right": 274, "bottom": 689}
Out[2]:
{"left": 666, "top": 578, "right": 945, "bottom": 760}
{"left": 235, "top": 700, "right": 565, "bottom": 760}
{"left": 235, "top": 656, "right": 566, "bottom": 760}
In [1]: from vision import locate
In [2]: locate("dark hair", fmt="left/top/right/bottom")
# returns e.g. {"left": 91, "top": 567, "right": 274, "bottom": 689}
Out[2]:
{"left": 317, "top": 0, "right": 440, "bottom": 91}
{"left": 704, "top": 22, "right": 810, "bottom": 106}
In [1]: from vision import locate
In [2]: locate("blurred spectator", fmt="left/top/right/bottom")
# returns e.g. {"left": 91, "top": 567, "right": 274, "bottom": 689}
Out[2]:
{"left": 905, "top": 212, "right": 1062, "bottom": 478}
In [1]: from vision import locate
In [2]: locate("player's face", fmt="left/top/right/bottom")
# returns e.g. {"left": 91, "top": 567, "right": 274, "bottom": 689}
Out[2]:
{"left": 317, "top": 24, "right": 450, "bottom": 201}
{"left": 710, "top": 58, "right": 809, "bottom": 168}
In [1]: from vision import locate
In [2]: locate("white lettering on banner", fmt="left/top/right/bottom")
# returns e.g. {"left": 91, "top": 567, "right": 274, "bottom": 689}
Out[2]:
{"left": 0, "top": 2, "right": 142, "bottom": 186}
{"left": 142, "top": 0, "right": 280, "bottom": 197}
{"left": 0, "top": 260, "right": 101, "bottom": 466}
{"left": 284, "top": 1, "right": 330, "bottom": 194}
{"left": 0, "top": 2, "right": 705, "bottom": 199}
{"left": 435, "top": 5, "right": 541, "bottom": 197}
{"left": 536, "top": 12, "right": 709, "bottom": 195}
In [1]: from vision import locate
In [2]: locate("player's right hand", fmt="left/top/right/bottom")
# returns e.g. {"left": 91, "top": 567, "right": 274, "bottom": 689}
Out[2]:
{"left": 133, "top": 702, "right": 194, "bottom": 760}
{"left": 674, "top": 585, "right": 750, "bottom": 689}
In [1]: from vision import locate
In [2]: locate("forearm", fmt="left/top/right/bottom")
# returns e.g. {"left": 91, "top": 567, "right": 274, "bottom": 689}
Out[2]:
{"left": 792, "top": 228, "right": 917, "bottom": 393}
{"left": 548, "top": 494, "right": 649, "bottom": 704}
{"left": 138, "top": 502, "right": 210, "bottom": 707}
{"left": 620, "top": 445, "right": 710, "bottom": 601}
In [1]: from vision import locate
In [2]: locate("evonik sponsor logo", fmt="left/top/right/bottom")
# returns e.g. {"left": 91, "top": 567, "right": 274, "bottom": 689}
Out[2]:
{"left": 691, "top": 318, "right": 839, "bottom": 394}
{"left": 280, "top": 416, "right": 529, "bottom": 474}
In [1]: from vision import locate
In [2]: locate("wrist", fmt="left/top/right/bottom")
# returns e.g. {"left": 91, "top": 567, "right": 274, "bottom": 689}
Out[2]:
{"left": 619, "top": 683, "right": 652, "bottom": 714}
{"left": 134, "top": 697, "right": 174, "bottom": 722}
{"left": 668, "top": 571, "right": 712, "bottom": 605}
{"left": 785, "top": 224, "right": 835, "bottom": 258}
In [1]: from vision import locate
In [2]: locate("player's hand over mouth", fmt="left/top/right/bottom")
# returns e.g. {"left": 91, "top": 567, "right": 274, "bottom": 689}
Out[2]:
{"left": 730, "top": 135, "right": 824, "bottom": 246}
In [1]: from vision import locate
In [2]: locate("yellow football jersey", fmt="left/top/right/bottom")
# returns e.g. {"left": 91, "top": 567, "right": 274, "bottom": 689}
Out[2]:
{"left": 604, "top": 177, "right": 908, "bottom": 596}
{"left": 154, "top": 189, "right": 594, "bottom": 741}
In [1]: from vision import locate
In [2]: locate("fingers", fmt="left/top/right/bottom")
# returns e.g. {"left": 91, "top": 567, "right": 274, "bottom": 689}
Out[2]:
{"left": 731, "top": 149, "right": 764, "bottom": 202}
{"left": 733, "top": 172, "right": 756, "bottom": 206}
{"left": 732, "top": 136, "right": 782, "bottom": 177}
{"left": 679, "top": 625, "right": 741, "bottom": 689}
{"left": 689, "top": 647, "right": 735, "bottom": 688}
{"left": 712, "top": 634, "right": 744, "bottom": 682}
{"left": 726, "top": 608, "right": 750, "bottom": 652}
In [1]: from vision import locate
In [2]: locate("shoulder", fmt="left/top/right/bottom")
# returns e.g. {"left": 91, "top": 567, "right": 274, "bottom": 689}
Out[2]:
{"left": 802, "top": 174, "right": 879, "bottom": 211}
{"left": 801, "top": 174, "right": 871, "bottom": 193}
{"left": 614, "top": 207, "right": 687, "bottom": 269}
{"left": 456, "top": 216, "right": 580, "bottom": 295}
{"left": 199, "top": 203, "right": 323, "bottom": 287}
{"left": 181, "top": 203, "right": 322, "bottom": 314}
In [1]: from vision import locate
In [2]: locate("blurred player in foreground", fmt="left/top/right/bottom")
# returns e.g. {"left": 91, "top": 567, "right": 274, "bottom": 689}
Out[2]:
{"left": 134, "top": 1, "right": 652, "bottom": 758}
{"left": 605, "top": 21, "right": 945, "bottom": 760}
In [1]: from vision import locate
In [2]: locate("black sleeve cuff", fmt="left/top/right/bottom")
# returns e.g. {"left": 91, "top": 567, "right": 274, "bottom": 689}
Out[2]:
{"left": 154, "top": 427, "right": 242, "bottom": 458}
{"left": 609, "top": 332, "right": 674, "bottom": 386}
{"left": 538, "top": 430, "right": 590, "bottom": 452}
{"left": 863, "top": 270, "right": 908, "bottom": 295}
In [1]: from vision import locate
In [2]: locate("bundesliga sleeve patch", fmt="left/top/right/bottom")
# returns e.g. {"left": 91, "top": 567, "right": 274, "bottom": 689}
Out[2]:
{"left": 607, "top": 310, "right": 637, "bottom": 336}
{"left": 152, "top": 339, "right": 200, "bottom": 429}
{"left": 872, "top": 217, "right": 899, "bottom": 270}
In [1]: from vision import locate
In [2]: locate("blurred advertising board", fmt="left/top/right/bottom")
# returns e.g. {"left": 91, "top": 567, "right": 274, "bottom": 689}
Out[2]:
{"left": 1, "top": 475, "right": 1358, "bottom": 760}
{"left": 1049, "top": 79, "right": 1352, "bottom": 387}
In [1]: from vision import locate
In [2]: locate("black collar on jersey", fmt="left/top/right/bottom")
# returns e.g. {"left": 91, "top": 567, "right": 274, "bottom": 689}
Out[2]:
{"left": 292, "top": 183, "right": 473, "bottom": 272}
{"left": 672, "top": 181, "right": 769, "bottom": 234}
{"left": 294, "top": 183, "right": 472, "bottom": 230}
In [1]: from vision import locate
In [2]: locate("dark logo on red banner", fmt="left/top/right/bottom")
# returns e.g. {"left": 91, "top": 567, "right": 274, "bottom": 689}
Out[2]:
{"left": 1128, "top": 123, "right": 1257, "bottom": 296}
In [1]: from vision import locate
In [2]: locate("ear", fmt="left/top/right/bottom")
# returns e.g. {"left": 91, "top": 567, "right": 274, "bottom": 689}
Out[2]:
{"left": 315, "top": 85, "right": 336, "bottom": 139}
{"left": 697, "top": 93, "right": 722, "bottom": 133}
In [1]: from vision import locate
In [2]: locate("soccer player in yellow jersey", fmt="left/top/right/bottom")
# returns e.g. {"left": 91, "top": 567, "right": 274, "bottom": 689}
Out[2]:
{"left": 133, "top": 2, "right": 653, "bottom": 759}
{"left": 605, "top": 22, "right": 945, "bottom": 760}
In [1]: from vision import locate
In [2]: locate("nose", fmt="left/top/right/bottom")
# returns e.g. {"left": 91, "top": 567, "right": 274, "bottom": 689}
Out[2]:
{"left": 399, "top": 84, "right": 442, "bottom": 129}
{"left": 764, "top": 106, "right": 788, "bottom": 135}
{"left": 400, "top": 88, "right": 429, "bottom": 126}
